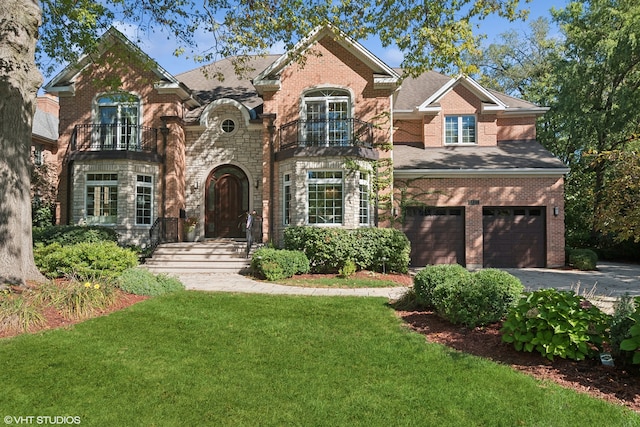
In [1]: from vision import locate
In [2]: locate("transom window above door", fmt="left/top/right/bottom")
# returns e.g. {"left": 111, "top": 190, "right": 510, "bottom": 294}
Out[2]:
{"left": 302, "top": 89, "right": 351, "bottom": 147}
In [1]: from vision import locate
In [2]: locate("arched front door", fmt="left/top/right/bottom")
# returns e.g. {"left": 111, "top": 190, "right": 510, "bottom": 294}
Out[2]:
{"left": 205, "top": 165, "right": 249, "bottom": 238}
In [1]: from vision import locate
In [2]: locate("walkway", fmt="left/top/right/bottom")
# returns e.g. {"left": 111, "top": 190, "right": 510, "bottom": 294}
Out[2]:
{"left": 174, "top": 261, "right": 639, "bottom": 301}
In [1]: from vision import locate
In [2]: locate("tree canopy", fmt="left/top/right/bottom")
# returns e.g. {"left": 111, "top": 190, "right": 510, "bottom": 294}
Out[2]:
{"left": 475, "top": 0, "right": 640, "bottom": 248}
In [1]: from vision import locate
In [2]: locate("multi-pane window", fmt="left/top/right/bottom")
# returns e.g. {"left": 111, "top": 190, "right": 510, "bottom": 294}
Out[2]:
{"left": 86, "top": 173, "right": 118, "bottom": 225}
{"left": 283, "top": 174, "right": 292, "bottom": 225}
{"left": 307, "top": 171, "right": 343, "bottom": 225}
{"left": 34, "top": 144, "right": 43, "bottom": 166}
{"left": 303, "top": 89, "right": 351, "bottom": 147}
{"left": 445, "top": 115, "right": 476, "bottom": 144}
{"left": 359, "top": 172, "right": 370, "bottom": 225}
{"left": 136, "top": 175, "right": 153, "bottom": 225}
{"left": 96, "top": 93, "right": 140, "bottom": 150}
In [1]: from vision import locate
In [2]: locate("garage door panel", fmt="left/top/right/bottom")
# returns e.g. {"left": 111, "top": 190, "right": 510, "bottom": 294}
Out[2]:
{"left": 403, "top": 207, "right": 465, "bottom": 267}
{"left": 483, "top": 207, "right": 545, "bottom": 268}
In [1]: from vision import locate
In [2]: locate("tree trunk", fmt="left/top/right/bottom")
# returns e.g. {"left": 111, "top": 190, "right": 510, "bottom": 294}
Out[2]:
{"left": 0, "top": 0, "right": 45, "bottom": 285}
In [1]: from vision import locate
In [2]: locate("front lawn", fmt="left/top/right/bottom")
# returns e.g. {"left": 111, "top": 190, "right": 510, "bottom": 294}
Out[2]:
{"left": 0, "top": 292, "right": 638, "bottom": 426}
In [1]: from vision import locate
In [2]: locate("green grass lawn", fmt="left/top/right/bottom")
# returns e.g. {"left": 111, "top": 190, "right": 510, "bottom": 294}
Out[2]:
{"left": 0, "top": 292, "right": 638, "bottom": 426}
{"left": 274, "top": 274, "right": 404, "bottom": 288}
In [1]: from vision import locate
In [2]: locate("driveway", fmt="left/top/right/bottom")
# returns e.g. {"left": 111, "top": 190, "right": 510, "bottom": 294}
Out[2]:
{"left": 504, "top": 261, "right": 640, "bottom": 298}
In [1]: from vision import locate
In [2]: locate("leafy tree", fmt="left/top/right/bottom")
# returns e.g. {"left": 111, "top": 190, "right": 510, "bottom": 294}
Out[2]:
{"left": 552, "top": 0, "right": 640, "bottom": 238}
{"left": 1, "top": 0, "right": 523, "bottom": 285}
{"left": 474, "top": 1, "right": 640, "bottom": 248}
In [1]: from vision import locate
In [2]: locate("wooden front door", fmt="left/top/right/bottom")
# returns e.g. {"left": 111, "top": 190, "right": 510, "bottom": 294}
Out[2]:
{"left": 205, "top": 166, "right": 248, "bottom": 238}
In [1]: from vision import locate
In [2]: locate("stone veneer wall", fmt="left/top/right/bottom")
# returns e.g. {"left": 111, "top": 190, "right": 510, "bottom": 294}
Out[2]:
{"left": 183, "top": 104, "right": 263, "bottom": 240}
{"left": 71, "top": 160, "right": 160, "bottom": 246}
{"left": 272, "top": 157, "right": 375, "bottom": 245}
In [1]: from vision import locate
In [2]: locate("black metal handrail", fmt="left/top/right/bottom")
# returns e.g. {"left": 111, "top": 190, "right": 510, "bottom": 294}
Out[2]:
{"left": 72, "top": 124, "right": 158, "bottom": 153}
{"left": 278, "top": 118, "right": 373, "bottom": 151}
{"left": 148, "top": 217, "right": 179, "bottom": 254}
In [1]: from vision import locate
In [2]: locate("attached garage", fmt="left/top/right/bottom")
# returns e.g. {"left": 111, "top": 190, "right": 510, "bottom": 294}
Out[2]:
{"left": 403, "top": 207, "right": 465, "bottom": 267}
{"left": 483, "top": 207, "right": 546, "bottom": 268}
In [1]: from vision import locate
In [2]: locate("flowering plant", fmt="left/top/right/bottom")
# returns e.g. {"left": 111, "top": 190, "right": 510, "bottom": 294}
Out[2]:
{"left": 185, "top": 217, "right": 198, "bottom": 230}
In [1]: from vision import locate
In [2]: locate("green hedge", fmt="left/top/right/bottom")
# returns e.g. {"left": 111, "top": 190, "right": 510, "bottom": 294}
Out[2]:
{"left": 117, "top": 268, "right": 185, "bottom": 296}
{"left": 34, "top": 241, "right": 138, "bottom": 280}
{"left": 251, "top": 248, "right": 310, "bottom": 281}
{"left": 414, "top": 265, "right": 524, "bottom": 328}
{"left": 567, "top": 248, "right": 598, "bottom": 271}
{"left": 283, "top": 227, "right": 410, "bottom": 274}
{"left": 33, "top": 225, "right": 119, "bottom": 247}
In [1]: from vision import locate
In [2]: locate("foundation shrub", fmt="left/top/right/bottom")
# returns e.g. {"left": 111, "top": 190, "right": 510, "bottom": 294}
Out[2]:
{"left": 251, "top": 248, "right": 310, "bottom": 281}
{"left": 283, "top": 227, "right": 410, "bottom": 274}
{"left": 567, "top": 248, "right": 598, "bottom": 271}
{"left": 117, "top": 268, "right": 185, "bottom": 296}
{"left": 501, "top": 288, "right": 610, "bottom": 361}
{"left": 34, "top": 241, "right": 138, "bottom": 280}
{"left": 339, "top": 259, "right": 357, "bottom": 278}
{"left": 413, "top": 266, "right": 524, "bottom": 328}
{"left": 33, "top": 225, "right": 119, "bottom": 246}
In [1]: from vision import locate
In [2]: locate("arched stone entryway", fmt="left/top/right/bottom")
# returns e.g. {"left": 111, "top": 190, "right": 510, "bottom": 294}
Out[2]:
{"left": 205, "top": 165, "right": 249, "bottom": 238}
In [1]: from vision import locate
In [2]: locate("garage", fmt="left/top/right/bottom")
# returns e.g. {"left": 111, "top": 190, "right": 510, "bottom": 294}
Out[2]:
{"left": 483, "top": 207, "right": 546, "bottom": 268}
{"left": 403, "top": 206, "right": 465, "bottom": 267}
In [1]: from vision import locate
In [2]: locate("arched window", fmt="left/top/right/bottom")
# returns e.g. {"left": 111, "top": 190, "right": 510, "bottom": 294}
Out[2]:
{"left": 95, "top": 93, "right": 140, "bottom": 150}
{"left": 302, "top": 89, "right": 351, "bottom": 147}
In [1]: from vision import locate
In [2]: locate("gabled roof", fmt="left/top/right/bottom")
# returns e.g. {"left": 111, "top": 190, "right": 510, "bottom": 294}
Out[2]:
{"left": 44, "top": 27, "right": 200, "bottom": 108}
{"left": 395, "top": 72, "right": 548, "bottom": 117}
{"left": 253, "top": 25, "right": 401, "bottom": 94}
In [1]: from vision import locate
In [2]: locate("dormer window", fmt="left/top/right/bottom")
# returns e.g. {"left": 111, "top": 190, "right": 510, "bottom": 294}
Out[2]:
{"left": 445, "top": 115, "right": 476, "bottom": 145}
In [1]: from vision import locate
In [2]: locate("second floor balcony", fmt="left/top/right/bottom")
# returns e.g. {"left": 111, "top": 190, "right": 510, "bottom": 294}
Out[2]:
{"left": 70, "top": 124, "right": 161, "bottom": 162}
{"left": 277, "top": 118, "right": 377, "bottom": 160}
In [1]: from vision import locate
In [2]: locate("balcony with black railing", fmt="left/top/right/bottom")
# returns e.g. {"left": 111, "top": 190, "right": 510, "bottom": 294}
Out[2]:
{"left": 70, "top": 124, "right": 161, "bottom": 162}
{"left": 277, "top": 118, "right": 379, "bottom": 160}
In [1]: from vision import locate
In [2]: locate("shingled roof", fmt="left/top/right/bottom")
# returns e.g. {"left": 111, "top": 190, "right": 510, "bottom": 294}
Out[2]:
{"left": 393, "top": 141, "right": 569, "bottom": 176}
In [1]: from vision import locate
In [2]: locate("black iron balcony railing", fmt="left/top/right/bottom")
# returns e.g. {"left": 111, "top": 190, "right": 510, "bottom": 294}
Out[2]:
{"left": 72, "top": 124, "right": 158, "bottom": 154}
{"left": 278, "top": 118, "right": 374, "bottom": 151}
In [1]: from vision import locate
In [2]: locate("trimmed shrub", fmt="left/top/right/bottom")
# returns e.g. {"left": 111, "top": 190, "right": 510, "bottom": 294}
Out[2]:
{"left": 501, "top": 288, "right": 610, "bottom": 361}
{"left": 251, "top": 248, "right": 310, "bottom": 281}
{"left": 34, "top": 241, "right": 138, "bottom": 280}
{"left": 568, "top": 248, "right": 598, "bottom": 271}
{"left": 413, "top": 264, "right": 469, "bottom": 308}
{"left": 283, "top": 226, "right": 410, "bottom": 273}
{"left": 413, "top": 266, "right": 524, "bottom": 328}
{"left": 451, "top": 269, "right": 524, "bottom": 327}
{"left": 117, "top": 268, "right": 185, "bottom": 296}
{"left": 33, "top": 225, "right": 119, "bottom": 247}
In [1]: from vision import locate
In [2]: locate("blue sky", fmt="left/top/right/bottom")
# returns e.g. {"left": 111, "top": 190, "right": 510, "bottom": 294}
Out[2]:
{"left": 45, "top": 0, "right": 566, "bottom": 81}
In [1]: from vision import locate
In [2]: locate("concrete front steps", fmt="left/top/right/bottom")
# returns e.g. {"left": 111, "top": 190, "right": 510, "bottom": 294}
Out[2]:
{"left": 143, "top": 239, "right": 256, "bottom": 274}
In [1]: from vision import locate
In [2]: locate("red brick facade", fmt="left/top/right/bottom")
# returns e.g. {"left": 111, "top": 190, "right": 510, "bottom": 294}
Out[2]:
{"left": 44, "top": 25, "right": 567, "bottom": 267}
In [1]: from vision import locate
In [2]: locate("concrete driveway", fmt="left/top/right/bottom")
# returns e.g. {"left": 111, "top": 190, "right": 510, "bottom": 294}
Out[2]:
{"left": 504, "top": 261, "right": 640, "bottom": 298}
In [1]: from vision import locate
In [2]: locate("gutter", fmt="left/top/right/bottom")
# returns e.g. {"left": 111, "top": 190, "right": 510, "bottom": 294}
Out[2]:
{"left": 394, "top": 167, "right": 571, "bottom": 179}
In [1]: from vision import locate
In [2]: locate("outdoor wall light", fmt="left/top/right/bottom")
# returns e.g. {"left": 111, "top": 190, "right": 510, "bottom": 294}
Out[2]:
{"left": 553, "top": 206, "right": 559, "bottom": 216}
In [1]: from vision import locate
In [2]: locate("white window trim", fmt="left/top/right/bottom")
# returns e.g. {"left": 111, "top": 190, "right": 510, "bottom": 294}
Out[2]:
{"left": 283, "top": 173, "right": 291, "bottom": 226}
{"left": 135, "top": 174, "right": 154, "bottom": 226}
{"left": 444, "top": 115, "right": 477, "bottom": 145}
{"left": 85, "top": 172, "right": 118, "bottom": 226}
{"left": 359, "top": 172, "right": 370, "bottom": 226}
{"left": 306, "top": 170, "right": 344, "bottom": 226}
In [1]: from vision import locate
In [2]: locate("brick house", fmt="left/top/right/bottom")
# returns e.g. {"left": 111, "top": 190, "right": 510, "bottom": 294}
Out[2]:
{"left": 44, "top": 25, "right": 568, "bottom": 268}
